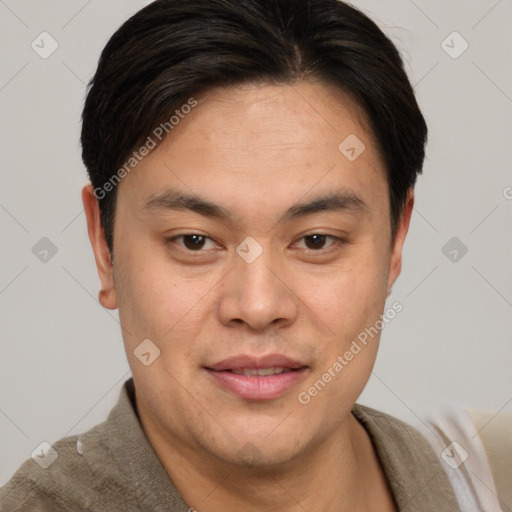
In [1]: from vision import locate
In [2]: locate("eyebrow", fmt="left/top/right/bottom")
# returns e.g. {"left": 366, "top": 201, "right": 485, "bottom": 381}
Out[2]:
{"left": 142, "top": 188, "right": 367, "bottom": 223}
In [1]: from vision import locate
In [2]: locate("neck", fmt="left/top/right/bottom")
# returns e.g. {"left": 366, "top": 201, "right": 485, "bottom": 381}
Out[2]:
{"left": 136, "top": 399, "right": 396, "bottom": 512}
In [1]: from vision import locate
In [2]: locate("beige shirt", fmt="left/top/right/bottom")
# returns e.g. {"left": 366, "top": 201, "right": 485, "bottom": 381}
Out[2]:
{"left": 0, "top": 378, "right": 460, "bottom": 511}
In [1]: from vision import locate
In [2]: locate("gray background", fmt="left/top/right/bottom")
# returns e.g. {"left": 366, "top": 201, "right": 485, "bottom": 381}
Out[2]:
{"left": 1, "top": 0, "right": 511, "bottom": 486}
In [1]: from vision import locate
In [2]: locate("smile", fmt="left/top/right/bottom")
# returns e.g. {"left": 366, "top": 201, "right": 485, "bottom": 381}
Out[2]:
{"left": 229, "top": 366, "right": 294, "bottom": 376}
{"left": 204, "top": 354, "right": 309, "bottom": 400}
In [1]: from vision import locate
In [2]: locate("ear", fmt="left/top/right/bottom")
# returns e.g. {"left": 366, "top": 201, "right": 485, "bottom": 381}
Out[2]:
{"left": 386, "top": 188, "right": 414, "bottom": 296}
{"left": 82, "top": 185, "right": 118, "bottom": 310}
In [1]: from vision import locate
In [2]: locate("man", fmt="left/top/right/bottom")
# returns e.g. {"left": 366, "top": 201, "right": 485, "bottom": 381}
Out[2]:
{"left": 0, "top": 0, "right": 503, "bottom": 510}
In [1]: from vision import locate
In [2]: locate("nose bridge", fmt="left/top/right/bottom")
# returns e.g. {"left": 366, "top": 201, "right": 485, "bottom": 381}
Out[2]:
{"left": 218, "top": 237, "right": 297, "bottom": 330}
{"left": 239, "top": 245, "right": 278, "bottom": 296}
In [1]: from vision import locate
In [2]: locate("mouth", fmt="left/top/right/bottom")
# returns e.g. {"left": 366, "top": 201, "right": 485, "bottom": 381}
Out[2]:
{"left": 204, "top": 354, "right": 309, "bottom": 400}
{"left": 228, "top": 366, "right": 298, "bottom": 376}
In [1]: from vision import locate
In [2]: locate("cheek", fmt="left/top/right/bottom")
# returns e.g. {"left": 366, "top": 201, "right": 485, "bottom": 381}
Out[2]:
{"left": 299, "top": 251, "right": 388, "bottom": 344}
{"left": 115, "top": 253, "right": 202, "bottom": 344}
{"left": 296, "top": 260, "right": 386, "bottom": 420}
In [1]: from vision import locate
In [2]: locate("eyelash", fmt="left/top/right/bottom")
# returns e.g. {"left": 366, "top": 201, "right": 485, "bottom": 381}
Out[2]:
{"left": 166, "top": 233, "right": 345, "bottom": 255}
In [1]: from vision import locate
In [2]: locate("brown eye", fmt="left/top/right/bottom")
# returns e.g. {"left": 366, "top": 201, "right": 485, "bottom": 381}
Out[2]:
{"left": 167, "top": 234, "right": 217, "bottom": 252}
{"left": 182, "top": 234, "right": 206, "bottom": 250}
{"left": 297, "top": 234, "right": 341, "bottom": 251}
{"left": 304, "top": 234, "right": 328, "bottom": 250}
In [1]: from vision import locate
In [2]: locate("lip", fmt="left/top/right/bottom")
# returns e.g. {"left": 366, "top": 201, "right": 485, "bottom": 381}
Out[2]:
{"left": 206, "top": 354, "right": 306, "bottom": 371}
{"left": 204, "top": 353, "right": 309, "bottom": 400}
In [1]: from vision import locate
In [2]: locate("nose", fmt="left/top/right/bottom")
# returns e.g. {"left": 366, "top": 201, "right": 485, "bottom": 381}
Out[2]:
{"left": 218, "top": 242, "right": 298, "bottom": 332}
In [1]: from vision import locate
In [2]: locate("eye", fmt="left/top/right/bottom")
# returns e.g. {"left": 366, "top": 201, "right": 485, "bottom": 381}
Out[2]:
{"left": 294, "top": 233, "right": 343, "bottom": 251}
{"left": 166, "top": 232, "right": 345, "bottom": 254}
{"left": 167, "top": 234, "right": 218, "bottom": 251}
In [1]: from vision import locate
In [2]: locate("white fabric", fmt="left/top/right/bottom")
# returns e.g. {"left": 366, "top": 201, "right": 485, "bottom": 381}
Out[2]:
{"left": 419, "top": 408, "right": 504, "bottom": 512}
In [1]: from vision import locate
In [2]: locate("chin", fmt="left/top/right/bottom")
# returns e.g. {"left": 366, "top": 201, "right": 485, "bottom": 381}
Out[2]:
{"left": 231, "top": 444, "right": 304, "bottom": 471}
{"left": 197, "top": 426, "right": 313, "bottom": 471}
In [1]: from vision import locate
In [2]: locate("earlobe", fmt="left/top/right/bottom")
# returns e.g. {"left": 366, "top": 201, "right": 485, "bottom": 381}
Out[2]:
{"left": 387, "top": 188, "right": 414, "bottom": 295}
{"left": 82, "top": 185, "right": 118, "bottom": 310}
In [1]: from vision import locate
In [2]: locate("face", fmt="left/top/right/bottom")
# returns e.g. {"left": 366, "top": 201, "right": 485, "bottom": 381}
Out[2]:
{"left": 84, "top": 80, "right": 412, "bottom": 469}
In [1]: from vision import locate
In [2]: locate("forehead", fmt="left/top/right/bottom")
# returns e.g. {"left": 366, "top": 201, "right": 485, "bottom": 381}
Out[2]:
{"left": 117, "top": 80, "right": 388, "bottom": 223}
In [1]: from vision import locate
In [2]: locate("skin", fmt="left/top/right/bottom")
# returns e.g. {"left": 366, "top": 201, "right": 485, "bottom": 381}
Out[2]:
{"left": 83, "top": 79, "right": 414, "bottom": 511}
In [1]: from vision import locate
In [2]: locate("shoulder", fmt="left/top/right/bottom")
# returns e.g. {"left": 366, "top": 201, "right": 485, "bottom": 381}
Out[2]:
{"left": 351, "top": 403, "right": 452, "bottom": 474}
{"left": 351, "top": 403, "right": 461, "bottom": 511}
{"left": 352, "top": 402, "right": 433, "bottom": 450}
{"left": 0, "top": 418, "right": 135, "bottom": 511}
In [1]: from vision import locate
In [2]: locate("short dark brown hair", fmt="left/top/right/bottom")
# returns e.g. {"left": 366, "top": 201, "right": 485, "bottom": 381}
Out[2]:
{"left": 81, "top": 0, "right": 427, "bottom": 255}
